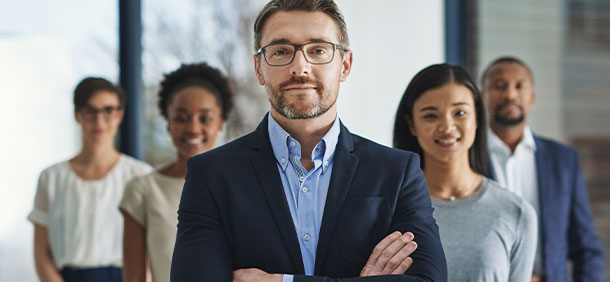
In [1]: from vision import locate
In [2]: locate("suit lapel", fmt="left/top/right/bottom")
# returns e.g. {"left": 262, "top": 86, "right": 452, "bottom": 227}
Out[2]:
{"left": 314, "top": 124, "right": 359, "bottom": 274}
{"left": 250, "top": 116, "right": 305, "bottom": 274}
{"left": 534, "top": 136, "right": 551, "bottom": 267}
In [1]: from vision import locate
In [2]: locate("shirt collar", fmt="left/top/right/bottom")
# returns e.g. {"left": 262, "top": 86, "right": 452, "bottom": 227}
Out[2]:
{"left": 267, "top": 112, "right": 340, "bottom": 173}
{"left": 488, "top": 126, "right": 537, "bottom": 155}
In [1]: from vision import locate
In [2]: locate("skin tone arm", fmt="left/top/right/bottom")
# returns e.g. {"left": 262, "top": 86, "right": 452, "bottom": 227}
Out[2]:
{"left": 122, "top": 211, "right": 148, "bottom": 282}
{"left": 33, "top": 224, "right": 63, "bottom": 282}
{"left": 233, "top": 231, "right": 418, "bottom": 281}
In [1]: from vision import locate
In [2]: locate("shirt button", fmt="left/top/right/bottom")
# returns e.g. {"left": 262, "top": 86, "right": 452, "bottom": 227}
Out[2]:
{"left": 324, "top": 161, "right": 329, "bottom": 166}
{"left": 299, "top": 176, "right": 305, "bottom": 182}
{"left": 281, "top": 158, "right": 286, "bottom": 164}
{"left": 304, "top": 234, "right": 311, "bottom": 241}
{"left": 302, "top": 187, "right": 308, "bottom": 193}
{"left": 290, "top": 141, "right": 296, "bottom": 147}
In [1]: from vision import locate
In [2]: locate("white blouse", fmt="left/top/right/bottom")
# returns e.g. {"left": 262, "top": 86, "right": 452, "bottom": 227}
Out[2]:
{"left": 28, "top": 155, "right": 153, "bottom": 268}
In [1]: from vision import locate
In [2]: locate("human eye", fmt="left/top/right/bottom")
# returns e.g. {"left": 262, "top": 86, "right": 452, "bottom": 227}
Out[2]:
{"left": 83, "top": 107, "right": 96, "bottom": 115}
{"left": 307, "top": 44, "right": 331, "bottom": 56}
{"left": 102, "top": 106, "right": 117, "bottom": 115}
{"left": 455, "top": 110, "right": 467, "bottom": 117}
{"left": 173, "top": 114, "right": 188, "bottom": 123}
{"left": 269, "top": 45, "right": 293, "bottom": 57}
{"left": 516, "top": 82, "right": 523, "bottom": 89}
{"left": 422, "top": 113, "right": 438, "bottom": 119}
{"left": 200, "top": 115, "right": 212, "bottom": 124}
{"left": 493, "top": 82, "right": 506, "bottom": 90}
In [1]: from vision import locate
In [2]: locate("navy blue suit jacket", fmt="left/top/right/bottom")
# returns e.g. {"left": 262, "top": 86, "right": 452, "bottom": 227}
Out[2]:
{"left": 171, "top": 116, "right": 447, "bottom": 281}
{"left": 487, "top": 135, "right": 604, "bottom": 282}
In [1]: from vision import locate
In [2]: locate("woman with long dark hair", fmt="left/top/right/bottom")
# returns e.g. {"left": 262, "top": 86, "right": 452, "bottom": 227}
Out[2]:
{"left": 393, "top": 64, "right": 537, "bottom": 281}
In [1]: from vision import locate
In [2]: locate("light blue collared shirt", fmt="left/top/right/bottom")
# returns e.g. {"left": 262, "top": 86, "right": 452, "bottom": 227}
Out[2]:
{"left": 267, "top": 113, "right": 340, "bottom": 281}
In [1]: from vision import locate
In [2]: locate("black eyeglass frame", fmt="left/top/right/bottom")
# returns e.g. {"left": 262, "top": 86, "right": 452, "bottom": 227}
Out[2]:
{"left": 256, "top": 41, "right": 349, "bottom": 66}
{"left": 78, "top": 105, "right": 124, "bottom": 121}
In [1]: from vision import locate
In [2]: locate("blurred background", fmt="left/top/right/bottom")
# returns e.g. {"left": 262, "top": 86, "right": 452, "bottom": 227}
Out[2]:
{"left": 0, "top": 0, "right": 608, "bottom": 280}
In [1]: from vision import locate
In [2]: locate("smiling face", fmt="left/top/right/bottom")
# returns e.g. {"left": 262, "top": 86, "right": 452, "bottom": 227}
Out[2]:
{"left": 483, "top": 62, "right": 536, "bottom": 128}
{"left": 409, "top": 82, "right": 478, "bottom": 165}
{"left": 75, "top": 90, "right": 124, "bottom": 146}
{"left": 254, "top": 11, "right": 352, "bottom": 120}
{"left": 166, "top": 86, "right": 223, "bottom": 160}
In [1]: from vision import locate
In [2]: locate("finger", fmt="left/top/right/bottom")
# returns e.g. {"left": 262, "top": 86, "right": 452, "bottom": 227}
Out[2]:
{"left": 365, "top": 231, "right": 402, "bottom": 266}
{"left": 391, "top": 257, "right": 413, "bottom": 275}
{"left": 382, "top": 240, "right": 417, "bottom": 273}
{"left": 374, "top": 232, "right": 414, "bottom": 270}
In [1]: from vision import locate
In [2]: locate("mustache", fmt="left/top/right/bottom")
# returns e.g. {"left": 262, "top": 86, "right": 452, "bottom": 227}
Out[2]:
{"left": 495, "top": 101, "right": 523, "bottom": 112}
{"left": 279, "top": 76, "right": 323, "bottom": 91}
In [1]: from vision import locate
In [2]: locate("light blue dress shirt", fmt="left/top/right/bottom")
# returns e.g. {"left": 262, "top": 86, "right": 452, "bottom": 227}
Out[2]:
{"left": 267, "top": 113, "right": 340, "bottom": 282}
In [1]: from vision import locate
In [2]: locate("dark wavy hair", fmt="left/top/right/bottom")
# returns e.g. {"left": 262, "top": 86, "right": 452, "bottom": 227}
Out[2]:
{"left": 158, "top": 63, "right": 233, "bottom": 120}
{"left": 393, "top": 64, "right": 487, "bottom": 174}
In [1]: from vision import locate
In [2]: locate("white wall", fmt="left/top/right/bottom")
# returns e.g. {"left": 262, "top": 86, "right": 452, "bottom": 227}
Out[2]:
{"left": 0, "top": 1, "right": 118, "bottom": 280}
{"left": 336, "top": 0, "right": 445, "bottom": 146}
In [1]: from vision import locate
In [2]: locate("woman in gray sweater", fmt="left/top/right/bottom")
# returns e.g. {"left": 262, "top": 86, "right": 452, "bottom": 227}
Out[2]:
{"left": 393, "top": 64, "right": 537, "bottom": 282}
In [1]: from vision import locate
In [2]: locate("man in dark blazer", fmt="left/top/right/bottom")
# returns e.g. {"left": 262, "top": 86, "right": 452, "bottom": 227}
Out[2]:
{"left": 170, "top": 1, "right": 447, "bottom": 281}
{"left": 482, "top": 56, "right": 605, "bottom": 282}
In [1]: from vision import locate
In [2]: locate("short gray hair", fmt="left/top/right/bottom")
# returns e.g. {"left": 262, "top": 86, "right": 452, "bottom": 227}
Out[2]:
{"left": 253, "top": 0, "right": 349, "bottom": 51}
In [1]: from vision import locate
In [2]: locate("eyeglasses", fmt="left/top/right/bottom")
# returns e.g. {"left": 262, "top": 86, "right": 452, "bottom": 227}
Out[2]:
{"left": 78, "top": 105, "right": 122, "bottom": 121}
{"left": 256, "top": 41, "right": 348, "bottom": 66}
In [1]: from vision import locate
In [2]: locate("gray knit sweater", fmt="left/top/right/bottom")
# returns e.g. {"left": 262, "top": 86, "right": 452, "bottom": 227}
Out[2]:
{"left": 432, "top": 177, "right": 537, "bottom": 282}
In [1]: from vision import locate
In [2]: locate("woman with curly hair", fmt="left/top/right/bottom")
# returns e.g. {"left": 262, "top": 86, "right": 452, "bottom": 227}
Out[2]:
{"left": 119, "top": 63, "right": 233, "bottom": 282}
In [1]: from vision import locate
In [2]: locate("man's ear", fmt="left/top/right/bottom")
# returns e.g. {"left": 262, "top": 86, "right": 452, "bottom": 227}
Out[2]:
{"left": 339, "top": 50, "right": 353, "bottom": 82}
{"left": 253, "top": 54, "right": 265, "bottom": 86}
{"left": 406, "top": 115, "right": 416, "bottom": 137}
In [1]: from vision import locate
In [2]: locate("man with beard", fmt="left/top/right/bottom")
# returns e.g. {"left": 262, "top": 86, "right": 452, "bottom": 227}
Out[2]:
{"left": 170, "top": 0, "right": 447, "bottom": 282}
{"left": 482, "top": 56, "right": 605, "bottom": 282}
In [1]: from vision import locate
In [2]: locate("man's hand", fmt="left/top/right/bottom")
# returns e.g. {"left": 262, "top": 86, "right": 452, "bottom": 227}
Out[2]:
{"left": 360, "top": 231, "right": 417, "bottom": 276}
{"left": 233, "top": 268, "right": 283, "bottom": 282}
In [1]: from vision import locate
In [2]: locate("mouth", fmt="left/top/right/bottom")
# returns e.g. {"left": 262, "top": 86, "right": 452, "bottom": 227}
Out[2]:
{"left": 434, "top": 137, "right": 460, "bottom": 147}
{"left": 497, "top": 102, "right": 522, "bottom": 112}
{"left": 182, "top": 136, "right": 206, "bottom": 147}
{"left": 282, "top": 84, "right": 317, "bottom": 91}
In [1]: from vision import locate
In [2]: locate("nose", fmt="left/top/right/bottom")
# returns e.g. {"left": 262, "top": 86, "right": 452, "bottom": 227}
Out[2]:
{"left": 289, "top": 49, "right": 312, "bottom": 76}
{"left": 505, "top": 85, "right": 519, "bottom": 100}
{"left": 186, "top": 117, "right": 202, "bottom": 133}
{"left": 438, "top": 115, "right": 455, "bottom": 133}
{"left": 92, "top": 112, "right": 105, "bottom": 125}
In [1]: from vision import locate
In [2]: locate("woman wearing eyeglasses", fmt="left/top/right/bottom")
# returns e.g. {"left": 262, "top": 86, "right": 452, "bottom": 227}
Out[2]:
{"left": 393, "top": 64, "right": 537, "bottom": 281}
{"left": 29, "top": 77, "right": 153, "bottom": 282}
{"left": 119, "top": 63, "right": 233, "bottom": 282}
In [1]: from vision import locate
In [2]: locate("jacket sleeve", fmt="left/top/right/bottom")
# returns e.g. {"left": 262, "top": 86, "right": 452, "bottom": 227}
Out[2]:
{"left": 170, "top": 157, "right": 233, "bottom": 282}
{"left": 567, "top": 151, "right": 605, "bottom": 282}
{"left": 293, "top": 154, "right": 448, "bottom": 282}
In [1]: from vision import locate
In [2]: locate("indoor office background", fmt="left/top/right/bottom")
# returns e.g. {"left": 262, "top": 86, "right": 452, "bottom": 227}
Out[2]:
{"left": 0, "top": 0, "right": 608, "bottom": 281}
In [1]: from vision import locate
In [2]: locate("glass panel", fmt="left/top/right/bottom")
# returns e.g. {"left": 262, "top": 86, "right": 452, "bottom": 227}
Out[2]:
{"left": 142, "top": 0, "right": 269, "bottom": 167}
{"left": 0, "top": 1, "right": 118, "bottom": 281}
{"left": 475, "top": 0, "right": 610, "bottom": 278}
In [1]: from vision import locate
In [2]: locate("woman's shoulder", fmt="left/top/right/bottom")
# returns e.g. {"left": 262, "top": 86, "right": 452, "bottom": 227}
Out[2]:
{"left": 118, "top": 154, "right": 154, "bottom": 174}
{"left": 484, "top": 178, "right": 536, "bottom": 217}
{"left": 38, "top": 160, "right": 72, "bottom": 180}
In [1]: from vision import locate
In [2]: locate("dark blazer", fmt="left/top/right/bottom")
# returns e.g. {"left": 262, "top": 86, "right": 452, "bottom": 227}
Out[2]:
{"left": 487, "top": 135, "right": 604, "bottom": 282}
{"left": 171, "top": 116, "right": 447, "bottom": 282}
